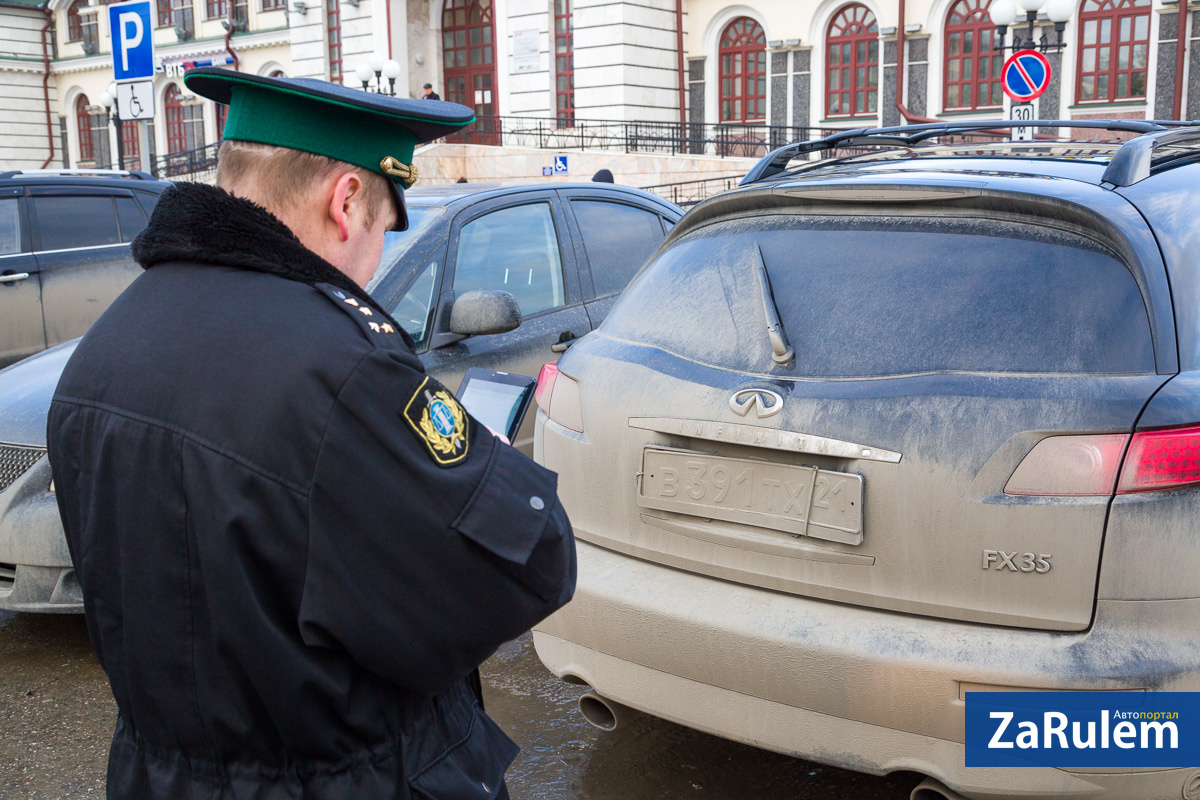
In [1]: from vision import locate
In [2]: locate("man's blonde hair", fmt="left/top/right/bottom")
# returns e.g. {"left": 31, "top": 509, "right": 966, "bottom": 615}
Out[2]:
{"left": 216, "top": 139, "right": 392, "bottom": 228}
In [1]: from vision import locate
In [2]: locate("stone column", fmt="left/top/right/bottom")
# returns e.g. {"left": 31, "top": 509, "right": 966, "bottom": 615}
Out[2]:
{"left": 1189, "top": 10, "right": 1200, "bottom": 119}
{"left": 881, "top": 35, "right": 899, "bottom": 126}
{"left": 770, "top": 50, "right": 788, "bottom": 127}
{"left": 1037, "top": 24, "right": 1062, "bottom": 134}
{"left": 907, "top": 35, "right": 930, "bottom": 118}
{"left": 688, "top": 56, "right": 705, "bottom": 153}
{"left": 792, "top": 48, "right": 811, "bottom": 130}
{"left": 1155, "top": 9, "right": 1180, "bottom": 120}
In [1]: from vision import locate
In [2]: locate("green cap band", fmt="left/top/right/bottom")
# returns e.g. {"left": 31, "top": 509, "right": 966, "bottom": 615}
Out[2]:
{"left": 222, "top": 84, "right": 417, "bottom": 179}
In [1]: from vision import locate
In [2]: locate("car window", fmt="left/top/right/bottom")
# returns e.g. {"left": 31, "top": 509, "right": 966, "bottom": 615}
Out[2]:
{"left": 32, "top": 195, "right": 120, "bottom": 251}
{"left": 116, "top": 196, "right": 148, "bottom": 242}
{"left": 0, "top": 198, "right": 21, "bottom": 255}
{"left": 604, "top": 214, "right": 1155, "bottom": 377}
{"left": 572, "top": 200, "right": 667, "bottom": 298}
{"left": 453, "top": 202, "right": 565, "bottom": 317}
{"left": 373, "top": 206, "right": 444, "bottom": 288}
{"left": 389, "top": 259, "right": 440, "bottom": 346}
{"left": 135, "top": 190, "right": 162, "bottom": 217}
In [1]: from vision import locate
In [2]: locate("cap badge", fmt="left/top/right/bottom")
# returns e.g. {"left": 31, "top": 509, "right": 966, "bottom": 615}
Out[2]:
{"left": 380, "top": 156, "right": 419, "bottom": 189}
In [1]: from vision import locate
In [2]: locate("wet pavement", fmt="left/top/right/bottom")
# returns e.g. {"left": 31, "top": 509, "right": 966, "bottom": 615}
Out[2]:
{"left": 0, "top": 610, "right": 916, "bottom": 800}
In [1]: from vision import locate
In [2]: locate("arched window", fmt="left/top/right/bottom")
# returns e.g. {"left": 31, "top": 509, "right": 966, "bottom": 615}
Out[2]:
{"left": 164, "top": 84, "right": 186, "bottom": 154}
{"left": 1075, "top": 0, "right": 1150, "bottom": 103}
{"left": 442, "top": 0, "right": 497, "bottom": 116}
{"left": 119, "top": 120, "right": 139, "bottom": 169}
{"left": 944, "top": 0, "right": 1002, "bottom": 110}
{"left": 268, "top": 69, "right": 286, "bottom": 78}
{"left": 75, "top": 94, "right": 94, "bottom": 162}
{"left": 216, "top": 102, "right": 228, "bottom": 139}
{"left": 826, "top": 4, "right": 878, "bottom": 118}
{"left": 718, "top": 16, "right": 766, "bottom": 123}
{"left": 66, "top": 0, "right": 85, "bottom": 41}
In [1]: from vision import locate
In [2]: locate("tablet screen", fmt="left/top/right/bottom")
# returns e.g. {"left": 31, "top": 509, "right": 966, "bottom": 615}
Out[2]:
{"left": 459, "top": 379, "right": 530, "bottom": 440}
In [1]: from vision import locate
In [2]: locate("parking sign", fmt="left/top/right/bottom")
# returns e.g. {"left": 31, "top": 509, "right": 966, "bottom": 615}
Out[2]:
{"left": 108, "top": 0, "right": 154, "bottom": 82}
{"left": 553, "top": 155, "right": 568, "bottom": 174}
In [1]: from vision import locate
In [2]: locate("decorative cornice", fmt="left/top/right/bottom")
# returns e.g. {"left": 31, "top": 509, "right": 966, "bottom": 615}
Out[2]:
{"left": 0, "top": 56, "right": 51, "bottom": 74}
{"left": 49, "top": 26, "right": 290, "bottom": 73}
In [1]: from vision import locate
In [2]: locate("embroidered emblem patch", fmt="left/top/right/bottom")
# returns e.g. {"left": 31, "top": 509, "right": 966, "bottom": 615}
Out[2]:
{"left": 403, "top": 377, "right": 469, "bottom": 465}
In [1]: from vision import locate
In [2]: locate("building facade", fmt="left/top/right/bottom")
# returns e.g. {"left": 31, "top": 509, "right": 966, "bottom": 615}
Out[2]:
{"left": 2, "top": 0, "right": 1197, "bottom": 171}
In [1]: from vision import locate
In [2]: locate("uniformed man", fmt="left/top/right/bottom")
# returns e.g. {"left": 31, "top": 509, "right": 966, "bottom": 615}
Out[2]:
{"left": 46, "top": 68, "right": 576, "bottom": 800}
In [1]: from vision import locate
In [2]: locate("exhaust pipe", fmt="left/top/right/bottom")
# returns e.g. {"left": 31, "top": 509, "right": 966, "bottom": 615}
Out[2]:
{"left": 911, "top": 777, "right": 973, "bottom": 800}
{"left": 577, "top": 691, "right": 640, "bottom": 732}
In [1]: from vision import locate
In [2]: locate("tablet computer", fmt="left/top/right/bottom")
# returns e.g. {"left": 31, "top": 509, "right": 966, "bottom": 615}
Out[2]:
{"left": 455, "top": 368, "right": 538, "bottom": 443}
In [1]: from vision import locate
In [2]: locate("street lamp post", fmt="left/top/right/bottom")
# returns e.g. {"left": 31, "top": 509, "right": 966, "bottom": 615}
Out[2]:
{"left": 989, "top": 0, "right": 1073, "bottom": 52}
{"left": 99, "top": 81, "right": 125, "bottom": 171}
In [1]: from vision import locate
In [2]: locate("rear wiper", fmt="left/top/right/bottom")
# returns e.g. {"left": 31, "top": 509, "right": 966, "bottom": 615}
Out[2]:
{"left": 753, "top": 244, "right": 795, "bottom": 367}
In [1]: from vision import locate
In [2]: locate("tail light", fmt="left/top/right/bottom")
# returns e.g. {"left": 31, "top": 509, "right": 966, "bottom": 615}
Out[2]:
{"left": 1004, "top": 434, "right": 1129, "bottom": 496}
{"left": 1005, "top": 424, "right": 1200, "bottom": 497}
{"left": 1117, "top": 424, "right": 1200, "bottom": 493}
{"left": 535, "top": 362, "right": 583, "bottom": 433}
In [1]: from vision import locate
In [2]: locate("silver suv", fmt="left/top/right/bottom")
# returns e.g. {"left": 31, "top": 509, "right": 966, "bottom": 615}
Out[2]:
{"left": 532, "top": 121, "right": 1200, "bottom": 800}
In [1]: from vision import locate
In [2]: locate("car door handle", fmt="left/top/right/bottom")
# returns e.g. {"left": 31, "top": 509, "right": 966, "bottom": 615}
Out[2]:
{"left": 0, "top": 272, "right": 30, "bottom": 284}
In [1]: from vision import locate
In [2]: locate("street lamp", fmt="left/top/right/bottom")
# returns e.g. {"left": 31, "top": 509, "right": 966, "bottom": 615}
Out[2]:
{"left": 355, "top": 62, "right": 374, "bottom": 91}
{"left": 382, "top": 59, "right": 402, "bottom": 96}
{"left": 991, "top": 0, "right": 1072, "bottom": 52}
{"left": 354, "top": 57, "right": 403, "bottom": 95}
{"left": 99, "top": 87, "right": 126, "bottom": 170}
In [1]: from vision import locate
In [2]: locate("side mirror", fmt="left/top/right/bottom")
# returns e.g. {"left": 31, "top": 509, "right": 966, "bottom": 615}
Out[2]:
{"left": 449, "top": 289, "right": 522, "bottom": 336}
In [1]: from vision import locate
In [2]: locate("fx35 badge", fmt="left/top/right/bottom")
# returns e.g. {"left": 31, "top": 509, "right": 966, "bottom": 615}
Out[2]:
{"left": 983, "top": 550, "right": 1052, "bottom": 574}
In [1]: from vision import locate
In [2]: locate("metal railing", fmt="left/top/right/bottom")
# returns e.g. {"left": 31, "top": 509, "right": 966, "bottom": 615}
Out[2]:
{"left": 445, "top": 116, "right": 852, "bottom": 159}
{"left": 640, "top": 174, "right": 745, "bottom": 207}
{"left": 152, "top": 141, "right": 220, "bottom": 181}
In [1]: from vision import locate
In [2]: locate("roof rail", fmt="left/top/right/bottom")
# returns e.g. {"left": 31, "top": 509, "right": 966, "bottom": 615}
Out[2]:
{"left": 740, "top": 119, "right": 1169, "bottom": 186}
{"left": 1100, "top": 125, "right": 1200, "bottom": 186}
{"left": 0, "top": 168, "right": 155, "bottom": 181}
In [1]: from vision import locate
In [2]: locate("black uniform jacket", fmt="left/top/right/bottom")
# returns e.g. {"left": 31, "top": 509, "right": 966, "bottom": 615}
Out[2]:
{"left": 46, "top": 183, "right": 576, "bottom": 800}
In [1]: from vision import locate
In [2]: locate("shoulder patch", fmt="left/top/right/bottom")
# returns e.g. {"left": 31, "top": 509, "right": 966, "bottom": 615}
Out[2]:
{"left": 314, "top": 283, "right": 399, "bottom": 338}
{"left": 402, "top": 376, "right": 470, "bottom": 466}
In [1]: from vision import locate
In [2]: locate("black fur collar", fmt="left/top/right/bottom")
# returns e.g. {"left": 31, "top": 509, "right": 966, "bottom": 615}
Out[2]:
{"left": 132, "top": 181, "right": 376, "bottom": 308}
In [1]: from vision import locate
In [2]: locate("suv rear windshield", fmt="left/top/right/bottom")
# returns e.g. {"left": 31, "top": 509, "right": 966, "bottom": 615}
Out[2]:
{"left": 602, "top": 214, "right": 1155, "bottom": 377}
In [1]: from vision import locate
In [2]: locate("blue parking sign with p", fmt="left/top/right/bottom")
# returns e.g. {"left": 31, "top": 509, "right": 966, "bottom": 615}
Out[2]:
{"left": 108, "top": 0, "right": 154, "bottom": 82}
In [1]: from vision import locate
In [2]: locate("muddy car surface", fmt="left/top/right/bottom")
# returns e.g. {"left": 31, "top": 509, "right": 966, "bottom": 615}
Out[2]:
{"left": 0, "top": 181, "right": 681, "bottom": 613}
{"left": 532, "top": 121, "right": 1200, "bottom": 800}
{"left": 0, "top": 170, "right": 169, "bottom": 370}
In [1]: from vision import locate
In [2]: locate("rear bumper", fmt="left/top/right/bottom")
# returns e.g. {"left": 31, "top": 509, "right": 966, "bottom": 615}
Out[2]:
{"left": 534, "top": 540, "right": 1200, "bottom": 800}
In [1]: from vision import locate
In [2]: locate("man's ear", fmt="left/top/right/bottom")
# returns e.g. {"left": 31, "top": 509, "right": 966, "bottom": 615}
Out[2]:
{"left": 327, "top": 172, "right": 363, "bottom": 243}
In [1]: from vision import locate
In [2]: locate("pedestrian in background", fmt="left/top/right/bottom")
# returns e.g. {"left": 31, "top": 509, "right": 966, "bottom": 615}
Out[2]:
{"left": 421, "top": 82, "right": 441, "bottom": 100}
{"left": 46, "top": 68, "right": 575, "bottom": 800}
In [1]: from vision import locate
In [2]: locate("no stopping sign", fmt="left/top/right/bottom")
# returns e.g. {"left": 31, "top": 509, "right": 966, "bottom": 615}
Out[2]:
{"left": 1003, "top": 49, "right": 1051, "bottom": 102}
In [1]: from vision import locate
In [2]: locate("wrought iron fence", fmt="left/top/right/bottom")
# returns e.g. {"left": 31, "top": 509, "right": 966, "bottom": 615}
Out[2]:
{"left": 445, "top": 116, "right": 845, "bottom": 159}
{"left": 152, "top": 141, "right": 220, "bottom": 181}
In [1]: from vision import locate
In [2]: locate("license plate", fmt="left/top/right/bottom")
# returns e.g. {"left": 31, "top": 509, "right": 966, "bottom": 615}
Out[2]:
{"left": 638, "top": 448, "right": 864, "bottom": 545}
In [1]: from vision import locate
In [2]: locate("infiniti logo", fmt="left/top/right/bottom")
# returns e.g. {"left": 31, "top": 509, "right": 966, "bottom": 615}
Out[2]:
{"left": 728, "top": 388, "right": 784, "bottom": 418}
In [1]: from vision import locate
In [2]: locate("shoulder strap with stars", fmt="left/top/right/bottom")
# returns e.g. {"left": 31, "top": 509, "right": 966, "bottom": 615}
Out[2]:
{"left": 314, "top": 282, "right": 409, "bottom": 344}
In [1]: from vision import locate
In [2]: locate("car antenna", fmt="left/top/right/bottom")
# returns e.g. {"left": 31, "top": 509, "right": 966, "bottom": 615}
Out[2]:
{"left": 753, "top": 243, "right": 794, "bottom": 367}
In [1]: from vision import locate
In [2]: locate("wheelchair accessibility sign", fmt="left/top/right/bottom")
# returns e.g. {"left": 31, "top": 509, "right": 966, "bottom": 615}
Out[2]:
{"left": 553, "top": 155, "right": 568, "bottom": 174}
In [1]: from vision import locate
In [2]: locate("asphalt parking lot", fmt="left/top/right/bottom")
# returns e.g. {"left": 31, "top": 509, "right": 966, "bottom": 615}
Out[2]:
{"left": 0, "top": 609, "right": 917, "bottom": 800}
